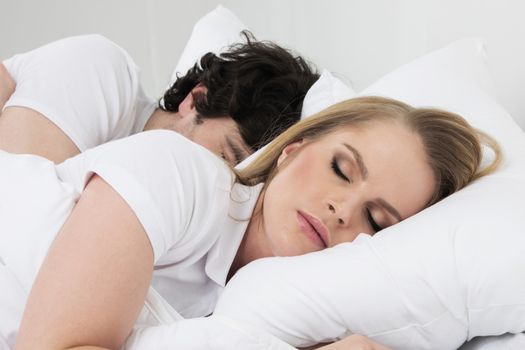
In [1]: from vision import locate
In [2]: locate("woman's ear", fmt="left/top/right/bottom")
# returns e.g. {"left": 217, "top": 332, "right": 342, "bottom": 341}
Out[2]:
{"left": 277, "top": 139, "right": 305, "bottom": 167}
{"left": 178, "top": 84, "right": 208, "bottom": 119}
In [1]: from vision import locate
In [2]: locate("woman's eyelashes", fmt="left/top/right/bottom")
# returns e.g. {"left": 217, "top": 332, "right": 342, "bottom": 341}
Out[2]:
{"left": 331, "top": 157, "right": 351, "bottom": 183}
{"left": 366, "top": 208, "right": 382, "bottom": 233}
{"left": 331, "top": 156, "right": 382, "bottom": 233}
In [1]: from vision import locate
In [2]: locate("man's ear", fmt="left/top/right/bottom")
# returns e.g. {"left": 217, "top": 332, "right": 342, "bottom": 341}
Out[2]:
{"left": 178, "top": 84, "right": 207, "bottom": 118}
{"left": 277, "top": 139, "right": 305, "bottom": 167}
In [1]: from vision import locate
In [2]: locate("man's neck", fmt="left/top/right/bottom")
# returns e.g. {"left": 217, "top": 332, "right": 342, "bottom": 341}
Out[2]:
{"left": 143, "top": 108, "right": 178, "bottom": 131}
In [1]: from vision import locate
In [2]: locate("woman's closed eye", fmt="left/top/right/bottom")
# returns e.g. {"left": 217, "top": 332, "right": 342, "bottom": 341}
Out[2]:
{"left": 331, "top": 156, "right": 383, "bottom": 233}
{"left": 331, "top": 157, "right": 351, "bottom": 183}
{"left": 366, "top": 208, "right": 382, "bottom": 233}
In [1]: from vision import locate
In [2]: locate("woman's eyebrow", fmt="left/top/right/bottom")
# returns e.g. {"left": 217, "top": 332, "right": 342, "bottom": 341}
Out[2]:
{"left": 343, "top": 143, "right": 368, "bottom": 180}
{"left": 343, "top": 142, "right": 403, "bottom": 222}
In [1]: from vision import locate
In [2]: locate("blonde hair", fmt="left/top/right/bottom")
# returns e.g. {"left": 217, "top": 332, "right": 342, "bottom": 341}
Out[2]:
{"left": 236, "top": 96, "right": 501, "bottom": 206}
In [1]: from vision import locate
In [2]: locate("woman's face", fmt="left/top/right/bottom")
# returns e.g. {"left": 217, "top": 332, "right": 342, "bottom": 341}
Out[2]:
{"left": 246, "top": 120, "right": 435, "bottom": 259}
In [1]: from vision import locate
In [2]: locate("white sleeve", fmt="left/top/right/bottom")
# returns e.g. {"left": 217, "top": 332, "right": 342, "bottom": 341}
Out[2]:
{"left": 56, "top": 130, "right": 227, "bottom": 262}
{"left": 2, "top": 34, "right": 150, "bottom": 151}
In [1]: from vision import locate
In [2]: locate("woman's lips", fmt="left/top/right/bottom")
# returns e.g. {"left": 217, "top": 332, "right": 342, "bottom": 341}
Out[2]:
{"left": 297, "top": 211, "right": 329, "bottom": 248}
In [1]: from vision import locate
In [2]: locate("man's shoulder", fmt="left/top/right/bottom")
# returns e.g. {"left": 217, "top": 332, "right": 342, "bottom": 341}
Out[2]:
{"left": 58, "top": 34, "right": 137, "bottom": 68}
{"left": 118, "top": 130, "right": 233, "bottom": 182}
{"left": 5, "top": 34, "right": 138, "bottom": 79}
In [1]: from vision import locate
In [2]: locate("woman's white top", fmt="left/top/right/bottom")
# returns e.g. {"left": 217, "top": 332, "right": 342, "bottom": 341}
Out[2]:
{"left": 0, "top": 130, "right": 262, "bottom": 348}
{"left": 0, "top": 149, "right": 79, "bottom": 348}
{"left": 57, "top": 130, "right": 262, "bottom": 317}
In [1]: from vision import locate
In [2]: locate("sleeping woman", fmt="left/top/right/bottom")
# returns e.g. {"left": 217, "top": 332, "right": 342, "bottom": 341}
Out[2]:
{"left": 1, "top": 97, "right": 499, "bottom": 349}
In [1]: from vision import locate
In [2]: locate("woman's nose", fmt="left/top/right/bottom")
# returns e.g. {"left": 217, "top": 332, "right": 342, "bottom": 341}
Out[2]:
{"left": 327, "top": 203, "right": 345, "bottom": 225}
{"left": 327, "top": 194, "right": 365, "bottom": 227}
{"left": 326, "top": 200, "right": 366, "bottom": 244}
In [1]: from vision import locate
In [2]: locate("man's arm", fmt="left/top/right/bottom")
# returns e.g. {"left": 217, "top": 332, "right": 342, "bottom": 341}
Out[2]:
{"left": 0, "top": 62, "right": 80, "bottom": 163}
{"left": 0, "top": 106, "right": 81, "bottom": 163}
{"left": 0, "top": 35, "right": 143, "bottom": 164}
{"left": 0, "top": 62, "right": 15, "bottom": 110}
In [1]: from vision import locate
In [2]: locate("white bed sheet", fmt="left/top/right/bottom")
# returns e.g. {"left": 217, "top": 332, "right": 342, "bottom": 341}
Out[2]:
{"left": 459, "top": 333, "right": 525, "bottom": 350}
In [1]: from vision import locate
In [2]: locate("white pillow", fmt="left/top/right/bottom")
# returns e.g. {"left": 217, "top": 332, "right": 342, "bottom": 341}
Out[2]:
{"left": 214, "top": 38, "right": 525, "bottom": 349}
{"left": 361, "top": 38, "right": 523, "bottom": 155}
{"left": 378, "top": 37, "right": 496, "bottom": 97}
{"left": 169, "top": 5, "right": 356, "bottom": 170}
{"left": 170, "top": 5, "right": 246, "bottom": 83}
{"left": 300, "top": 68, "right": 355, "bottom": 119}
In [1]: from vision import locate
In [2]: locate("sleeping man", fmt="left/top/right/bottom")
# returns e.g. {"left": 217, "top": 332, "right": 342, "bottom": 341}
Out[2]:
{"left": 0, "top": 32, "right": 319, "bottom": 165}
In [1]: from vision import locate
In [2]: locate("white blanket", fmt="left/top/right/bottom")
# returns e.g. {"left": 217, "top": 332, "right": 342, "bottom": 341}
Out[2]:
{"left": 122, "top": 288, "right": 294, "bottom": 350}
{"left": 123, "top": 288, "right": 525, "bottom": 350}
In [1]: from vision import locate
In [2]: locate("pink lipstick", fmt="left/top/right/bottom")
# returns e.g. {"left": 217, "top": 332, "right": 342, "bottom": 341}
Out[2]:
{"left": 297, "top": 211, "right": 329, "bottom": 248}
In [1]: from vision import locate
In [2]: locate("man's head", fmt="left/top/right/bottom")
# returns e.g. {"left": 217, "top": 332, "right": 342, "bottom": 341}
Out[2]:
{"left": 153, "top": 31, "right": 319, "bottom": 165}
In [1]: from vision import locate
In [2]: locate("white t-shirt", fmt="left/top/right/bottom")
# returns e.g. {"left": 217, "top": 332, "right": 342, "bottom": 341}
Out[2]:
{"left": 0, "top": 150, "right": 79, "bottom": 348}
{"left": 0, "top": 130, "right": 262, "bottom": 348}
{"left": 2, "top": 34, "right": 156, "bottom": 151}
{"left": 57, "top": 130, "right": 263, "bottom": 317}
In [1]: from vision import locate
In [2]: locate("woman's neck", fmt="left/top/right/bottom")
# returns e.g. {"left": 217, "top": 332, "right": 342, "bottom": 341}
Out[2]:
{"left": 227, "top": 193, "right": 271, "bottom": 281}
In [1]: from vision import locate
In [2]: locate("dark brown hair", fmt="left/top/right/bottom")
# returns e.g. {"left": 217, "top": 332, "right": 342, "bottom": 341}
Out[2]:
{"left": 160, "top": 31, "right": 319, "bottom": 151}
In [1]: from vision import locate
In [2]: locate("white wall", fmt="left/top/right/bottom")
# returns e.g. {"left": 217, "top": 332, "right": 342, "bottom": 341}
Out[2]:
{"left": 221, "top": 0, "right": 525, "bottom": 130}
{"left": 0, "top": 0, "right": 197, "bottom": 97}
{"left": 2, "top": 0, "right": 524, "bottom": 130}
